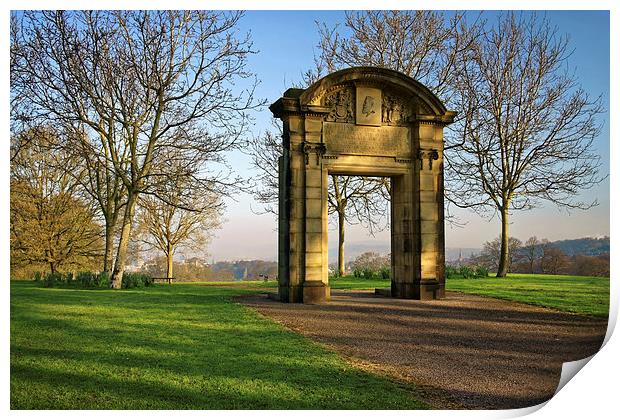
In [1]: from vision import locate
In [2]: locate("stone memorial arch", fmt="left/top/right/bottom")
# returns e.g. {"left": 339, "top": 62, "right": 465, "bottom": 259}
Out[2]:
{"left": 270, "top": 67, "right": 456, "bottom": 304}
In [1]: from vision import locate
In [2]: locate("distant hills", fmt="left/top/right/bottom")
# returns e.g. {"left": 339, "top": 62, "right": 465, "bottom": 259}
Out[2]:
{"left": 330, "top": 242, "right": 481, "bottom": 263}
{"left": 330, "top": 236, "right": 609, "bottom": 263}
{"left": 547, "top": 236, "right": 609, "bottom": 256}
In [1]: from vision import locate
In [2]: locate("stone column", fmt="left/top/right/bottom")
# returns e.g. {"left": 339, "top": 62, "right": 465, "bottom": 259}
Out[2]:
{"left": 414, "top": 121, "right": 445, "bottom": 299}
{"left": 301, "top": 116, "right": 330, "bottom": 303}
{"left": 277, "top": 114, "right": 306, "bottom": 302}
{"left": 390, "top": 172, "right": 416, "bottom": 298}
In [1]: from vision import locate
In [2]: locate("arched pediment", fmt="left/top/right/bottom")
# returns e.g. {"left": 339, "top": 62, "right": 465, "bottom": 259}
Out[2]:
{"left": 299, "top": 67, "right": 453, "bottom": 122}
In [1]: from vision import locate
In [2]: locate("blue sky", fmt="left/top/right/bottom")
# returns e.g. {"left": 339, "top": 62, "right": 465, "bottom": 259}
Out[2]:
{"left": 201, "top": 10, "right": 610, "bottom": 261}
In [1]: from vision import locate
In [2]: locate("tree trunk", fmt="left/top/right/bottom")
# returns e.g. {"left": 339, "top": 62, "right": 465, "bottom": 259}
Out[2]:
{"left": 496, "top": 208, "right": 510, "bottom": 278}
{"left": 110, "top": 194, "right": 137, "bottom": 289}
{"left": 103, "top": 220, "right": 115, "bottom": 274}
{"left": 166, "top": 249, "right": 174, "bottom": 279}
{"left": 338, "top": 208, "right": 345, "bottom": 277}
{"left": 49, "top": 261, "right": 56, "bottom": 274}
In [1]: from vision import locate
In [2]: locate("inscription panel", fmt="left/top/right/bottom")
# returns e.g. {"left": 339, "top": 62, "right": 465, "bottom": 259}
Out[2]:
{"left": 323, "top": 122, "right": 411, "bottom": 157}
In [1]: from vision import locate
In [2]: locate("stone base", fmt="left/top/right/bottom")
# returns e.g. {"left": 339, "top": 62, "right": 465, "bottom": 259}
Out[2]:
{"left": 418, "top": 280, "right": 443, "bottom": 299}
{"left": 374, "top": 288, "right": 391, "bottom": 297}
{"left": 391, "top": 281, "right": 444, "bottom": 300}
{"left": 277, "top": 282, "right": 330, "bottom": 303}
{"left": 277, "top": 285, "right": 302, "bottom": 303}
{"left": 302, "top": 281, "right": 330, "bottom": 304}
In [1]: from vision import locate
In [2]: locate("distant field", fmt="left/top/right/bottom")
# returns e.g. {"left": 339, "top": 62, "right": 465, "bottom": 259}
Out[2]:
{"left": 325, "top": 274, "right": 609, "bottom": 318}
{"left": 10, "top": 282, "right": 426, "bottom": 409}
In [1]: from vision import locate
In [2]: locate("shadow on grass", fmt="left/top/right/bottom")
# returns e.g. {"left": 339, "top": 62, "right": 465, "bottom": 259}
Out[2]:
{"left": 10, "top": 282, "right": 426, "bottom": 409}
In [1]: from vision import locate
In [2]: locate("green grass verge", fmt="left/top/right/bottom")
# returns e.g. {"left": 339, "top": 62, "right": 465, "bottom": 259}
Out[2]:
{"left": 325, "top": 274, "right": 609, "bottom": 318}
{"left": 446, "top": 273, "right": 609, "bottom": 318}
{"left": 10, "top": 281, "right": 427, "bottom": 409}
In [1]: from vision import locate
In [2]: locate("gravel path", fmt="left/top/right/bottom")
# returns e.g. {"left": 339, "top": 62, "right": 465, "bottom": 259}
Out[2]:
{"left": 238, "top": 290, "right": 607, "bottom": 409}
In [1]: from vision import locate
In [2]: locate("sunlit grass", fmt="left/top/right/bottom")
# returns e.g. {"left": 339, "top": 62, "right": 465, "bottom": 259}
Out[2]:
{"left": 10, "top": 282, "right": 426, "bottom": 409}
{"left": 327, "top": 274, "right": 609, "bottom": 317}
{"left": 446, "top": 273, "right": 609, "bottom": 317}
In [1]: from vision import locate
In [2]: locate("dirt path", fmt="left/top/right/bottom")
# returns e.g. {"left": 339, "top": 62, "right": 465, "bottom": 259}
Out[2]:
{"left": 238, "top": 290, "right": 607, "bottom": 409}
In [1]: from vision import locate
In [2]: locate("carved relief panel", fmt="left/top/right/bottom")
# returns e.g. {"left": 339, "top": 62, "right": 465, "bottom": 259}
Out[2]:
{"left": 322, "top": 86, "right": 354, "bottom": 123}
{"left": 321, "top": 84, "right": 418, "bottom": 127}
{"left": 382, "top": 92, "right": 412, "bottom": 125}
{"left": 355, "top": 86, "right": 382, "bottom": 126}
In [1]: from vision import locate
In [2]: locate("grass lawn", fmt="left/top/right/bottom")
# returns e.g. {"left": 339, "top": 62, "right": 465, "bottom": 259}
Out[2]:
{"left": 10, "top": 281, "right": 427, "bottom": 409}
{"left": 446, "top": 273, "right": 609, "bottom": 318}
{"left": 326, "top": 274, "right": 610, "bottom": 318}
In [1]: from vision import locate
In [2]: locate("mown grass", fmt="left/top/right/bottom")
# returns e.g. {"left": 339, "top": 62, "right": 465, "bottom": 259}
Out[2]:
{"left": 325, "top": 274, "right": 609, "bottom": 317}
{"left": 10, "top": 281, "right": 427, "bottom": 409}
{"left": 446, "top": 273, "right": 609, "bottom": 318}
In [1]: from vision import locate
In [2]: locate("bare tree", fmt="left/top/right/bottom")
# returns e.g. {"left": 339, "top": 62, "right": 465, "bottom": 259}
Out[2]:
{"left": 478, "top": 236, "right": 522, "bottom": 273}
{"left": 263, "top": 11, "right": 476, "bottom": 273}
{"left": 10, "top": 14, "right": 34, "bottom": 163}
{"left": 67, "top": 127, "right": 129, "bottom": 275}
{"left": 446, "top": 12, "right": 604, "bottom": 277}
{"left": 523, "top": 236, "right": 540, "bottom": 274}
{"left": 328, "top": 176, "right": 390, "bottom": 276}
{"left": 13, "top": 11, "right": 261, "bottom": 288}
{"left": 12, "top": 12, "right": 131, "bottom": 275}
{"left": 249, "top": 123, "right": 286, "bottom": 216}
{"left": 136, "top": 160, "right": 222, "bottom": 280}
{"left": 540, "top": 247, "right": 569, "bottom": 275}
{"left": 315, "top": 11, "right": 478, "bottom": 99}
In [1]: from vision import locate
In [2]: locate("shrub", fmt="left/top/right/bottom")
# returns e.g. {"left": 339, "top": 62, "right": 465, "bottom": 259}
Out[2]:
{"left": 76, "top": 271, "right": 96, "bottom": 288}
{"left": 33, "top": 272, "right": 43, "bottom": 283}
{"left": 445, "top": 265, "right": 459, "bottom": 279}
{"left": 459, "top": 266, "right": 475, "bottom": 279}
{"left": 63, "top": 272, "right": 74, "bottom": 285}
{"left": 97, "top": 271, "right": 110, "bottom": 288}
{"left": 379, "top": 267, "right": 391, "bottom": 279}
{"left": 446, "top": 265, "right": 489, "bottom": 279}
{"left": 474, "top": 266, "right": 489, "bottom": 278}
{"left": 122, "top": 272, "right": 153, "bottom": 288}
{"left": 43, "top": 272, "right": 62, "bottom": 287}
{"left": 39, "top": 271, "right": 145, "bottom": 289}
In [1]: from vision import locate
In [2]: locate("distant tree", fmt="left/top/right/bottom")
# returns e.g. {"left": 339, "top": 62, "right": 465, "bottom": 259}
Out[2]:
{"left": 447, "top": 12, "right": 604, "bottom": 277}
{"left": 478, "top": 236, "right": 522, "bottom": 273}
{"left": 523, "top": 236, "right": 540, "bottom": 274}
{"left": 136, "top": 159, "right": 222, "bottom": 280}
{"left": 571, "top": 254, "right": 610, "bottom": 277}
{"left": 540, "top": 247, "right": 569, "bottom": 275}
{"left": 590, "top": 254, "right": 610, "bottom": 277}
{"left": 349, "top": 252, "right": 391, "bottom": 277}
{"left": 141, "top": 256, "right": 217, "bottom": 282}
{"left": 10, "top": 128, "right": 102, "bottom": 276}
{"left": 328, "top": 176, "right": 390, "bottom": 277}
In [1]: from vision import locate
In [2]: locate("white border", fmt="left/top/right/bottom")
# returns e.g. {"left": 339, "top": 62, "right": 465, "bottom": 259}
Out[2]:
{"left": 2, "top": 2, "right": 617, "bottom": 420}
